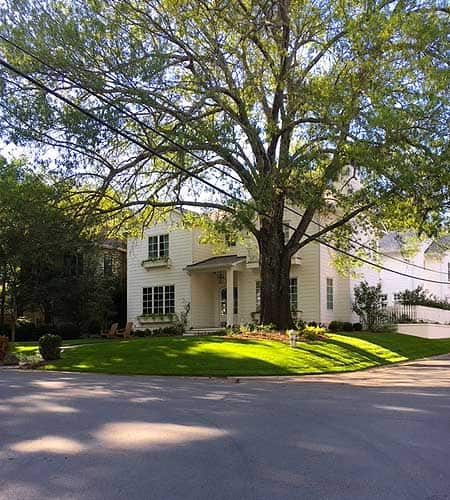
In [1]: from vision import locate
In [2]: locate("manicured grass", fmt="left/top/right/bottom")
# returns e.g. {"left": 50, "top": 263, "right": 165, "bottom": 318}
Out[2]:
{"left": 12, "top": 332, "right": 450, "bottom": 376}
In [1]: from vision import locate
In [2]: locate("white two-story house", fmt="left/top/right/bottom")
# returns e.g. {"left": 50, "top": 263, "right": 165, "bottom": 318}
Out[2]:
{"left": 127, "top": 211, "right": 450, "bottom": 330}
{"left": 127, "top": 211, "right": 357, "bottom": 330}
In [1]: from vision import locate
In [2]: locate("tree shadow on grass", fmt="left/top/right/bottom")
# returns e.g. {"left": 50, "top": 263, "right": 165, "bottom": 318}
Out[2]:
{"left": 325, "top": 338, "right": 400, "bottom": 365}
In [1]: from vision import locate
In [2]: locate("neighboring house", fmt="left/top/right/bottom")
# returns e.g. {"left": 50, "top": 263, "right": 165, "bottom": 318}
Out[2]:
{"left": 375, "top": 234, "right": 450, "bottom": 307}
{"left": 127, "top": 211, "right": 355, "bottom": 330}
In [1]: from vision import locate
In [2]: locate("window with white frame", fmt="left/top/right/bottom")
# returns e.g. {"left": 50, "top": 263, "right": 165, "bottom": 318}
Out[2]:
{"left": 380, "top": 294, "right": 388, "bottom": 308}
{"left": 289, "top": 278, "right": 298, "bottom": 312}
{"left": 142, "top": 285, "right": 175, "bottom": 315}
{"left": 393, "top": 293, "right": 402, "bottom": 304}
{"left": 148, "top": 234, "right": 169, "bottom": 259}
{"left": 326, "top": 278, "right": 334, "bottom": 310}
{"left": 256, "top": 279, "right": 297, "bottom": 313}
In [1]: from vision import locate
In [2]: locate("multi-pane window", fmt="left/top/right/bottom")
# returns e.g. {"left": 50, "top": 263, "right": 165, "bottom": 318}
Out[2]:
{"left": 148, "top": 234, "right": 169, "bottom": 259}
{"left": 165, "top": 285, "right": 175, "bottom": 314}
{"left": 142, "top": 285, "right": 175, "bottom": 315}
{"left": 216, "top": 271, "right": 226, "bottom": 285}
{"left": 154, "top": 286, "right": 164, "bottom": 314}
{"left": 393, "top": 293, "right": 402, "bottom": 304}
{"left": 326, "top": 278, "right": 334, "bottom": 310}
{"left": 256, "top": 279, "right": 297, "bottom": 312}
{"left": 380, "top": 294, "right": 388, "bottom": 309}
{"left": 159, "top": 234, "right": 169, "bottom": 257}
{"left": 289, "top": 278, "right": 298, "bottom": 312}
{"left": 255, "top": 281, "right": 261, "bottom": 312}
{"left": 143, "top": 287, "right": 153, "bottom": 315}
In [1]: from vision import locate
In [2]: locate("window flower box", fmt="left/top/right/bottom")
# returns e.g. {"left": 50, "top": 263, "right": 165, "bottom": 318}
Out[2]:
{"left": 141, "top": 257, "right": 171, "bottom": 269}
{"left": 138, "top": 313, "right": 175, "bottom": 324}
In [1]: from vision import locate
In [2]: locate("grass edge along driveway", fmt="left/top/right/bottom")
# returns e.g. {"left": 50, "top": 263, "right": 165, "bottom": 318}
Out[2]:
{"left": 12, "top": 333, "right": 450, "bottom": 377}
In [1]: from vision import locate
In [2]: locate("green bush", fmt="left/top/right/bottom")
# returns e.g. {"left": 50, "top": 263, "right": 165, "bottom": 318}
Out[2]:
{"left": 161, "top": 325, "right": 181, "bottom": 336}
{"left": 328, "top": 321, "right": 343, "bottom": 332}
{"left": 301, "top": 326, "right": 326, "bottom": 340}
{"left": 38, "top": 334, "right": 62, "bottom": 361}
{"left": 352, "top": 322, "right": 363, "bottom": 331}
{"left": 342, "top": 322, "right": 354, "bottom": 332}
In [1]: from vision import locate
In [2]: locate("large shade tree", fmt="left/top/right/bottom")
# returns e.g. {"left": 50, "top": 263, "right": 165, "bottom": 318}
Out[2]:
{"left": 0, "top": 0, "right": 448, "bottom": 328}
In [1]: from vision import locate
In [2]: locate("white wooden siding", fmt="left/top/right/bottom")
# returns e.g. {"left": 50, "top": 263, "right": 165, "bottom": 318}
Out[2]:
{"left": 127, "top": 214, "right": 193, "bottom": 328}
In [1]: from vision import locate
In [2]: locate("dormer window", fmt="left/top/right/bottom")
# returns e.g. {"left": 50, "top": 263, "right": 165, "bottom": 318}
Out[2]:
{"left": 148, "top": 234, "right": 169, "bottom": 259}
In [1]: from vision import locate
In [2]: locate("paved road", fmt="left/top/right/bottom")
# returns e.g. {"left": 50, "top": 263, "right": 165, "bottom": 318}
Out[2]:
{"left": 1, "top": 357, "right": 450, "bottom": 500}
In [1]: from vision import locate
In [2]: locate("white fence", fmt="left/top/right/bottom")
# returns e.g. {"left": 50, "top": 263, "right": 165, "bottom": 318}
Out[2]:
{"left": 385, "top": 305, "right": 450, "bottom": 325}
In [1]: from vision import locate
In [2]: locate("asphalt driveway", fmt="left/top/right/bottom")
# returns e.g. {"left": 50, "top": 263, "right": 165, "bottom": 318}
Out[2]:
{"left": 1, "top": 356, "right": 450, "bottom": 500}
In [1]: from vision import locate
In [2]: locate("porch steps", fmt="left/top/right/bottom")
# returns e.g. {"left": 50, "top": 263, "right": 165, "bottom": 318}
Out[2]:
{"left": 183, "top": 327, "right": 225, "bottom": 337}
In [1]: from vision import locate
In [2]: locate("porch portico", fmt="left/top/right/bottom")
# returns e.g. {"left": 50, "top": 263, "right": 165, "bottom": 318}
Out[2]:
{"left": 185, "top": 255, "right": 248, "bottom": 327}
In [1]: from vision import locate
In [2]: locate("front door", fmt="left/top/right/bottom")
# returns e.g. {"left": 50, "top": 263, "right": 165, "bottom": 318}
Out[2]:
{"left": 218, "top": 287, "right": 238, "bottom": 327}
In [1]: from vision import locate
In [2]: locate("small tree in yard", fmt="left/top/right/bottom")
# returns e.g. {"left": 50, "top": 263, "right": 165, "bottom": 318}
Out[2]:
{"left": 353, "top": 281, "right": 384, "bottom": 331}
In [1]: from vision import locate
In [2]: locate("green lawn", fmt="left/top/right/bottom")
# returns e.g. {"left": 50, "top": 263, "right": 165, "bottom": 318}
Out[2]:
{"left": 12, "top": 333, "right": 450, "bottom": 376}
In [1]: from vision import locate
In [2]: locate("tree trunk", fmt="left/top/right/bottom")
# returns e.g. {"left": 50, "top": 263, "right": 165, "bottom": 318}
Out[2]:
{"left": 258, "top": 214, "right": 294, "bottom": 330}
{"left": 11, "top": 295, "right": 16, "bottom": 343}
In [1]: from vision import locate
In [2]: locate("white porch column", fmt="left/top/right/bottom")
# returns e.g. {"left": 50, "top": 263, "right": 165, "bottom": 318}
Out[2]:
{"left": 226, "top": 268, "right": 234, "bottom": 327}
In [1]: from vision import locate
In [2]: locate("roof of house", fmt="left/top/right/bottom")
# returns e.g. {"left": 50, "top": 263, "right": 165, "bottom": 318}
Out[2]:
{"left": 185, "top": 255, "right": 246, "bottom": 272}
{"left": 425, "top": 236, "right": 450, "bottom": 254}
{"left": 379, "top": 232, "right": 450, "bottom": 256}
{"left": 379, "top": 233, "right": 405, "bottom": 252}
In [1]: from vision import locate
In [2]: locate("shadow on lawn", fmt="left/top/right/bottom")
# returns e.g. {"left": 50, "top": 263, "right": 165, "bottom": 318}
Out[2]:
{"left": 37, "top": 335, "right": 400, "bottom": 377}
{"left": 44, "top": 337, "right": 303, "bottom": 376}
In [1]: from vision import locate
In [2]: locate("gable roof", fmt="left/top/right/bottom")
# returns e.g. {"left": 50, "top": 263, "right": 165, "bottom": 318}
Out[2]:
{"left": 425, "top": 236, "right": 450, "bottom": 255}
{"left": 379, "top": 232, "right": 404, "bottom": 252}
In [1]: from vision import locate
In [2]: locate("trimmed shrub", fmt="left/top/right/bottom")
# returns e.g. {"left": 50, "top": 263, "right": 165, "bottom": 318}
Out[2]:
{"left": 161, "top": 325, "right": 181, "bottom": 336}
{"left": 328, "top": 321, "right": 343, "bottom": 332}
{"left": 38, "top": 334, "right": 62, "bottom": 361}
{"left": 301, "top": 326, "right": 326, "bottom": 340}
{"left": 352, "top": 322, "right": 363, "bottom": 331}
{"left": 342, "top": 322, "right": 354, "bottom": 332}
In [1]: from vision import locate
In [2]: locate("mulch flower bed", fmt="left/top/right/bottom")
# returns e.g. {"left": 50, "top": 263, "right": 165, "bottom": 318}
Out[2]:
{"left": 225, "top": 331, "right": 327, "bottom": 343}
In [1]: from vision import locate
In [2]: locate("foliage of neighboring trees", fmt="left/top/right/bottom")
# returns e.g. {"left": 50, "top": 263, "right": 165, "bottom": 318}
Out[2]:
{"left": 0, "top": 157, "right": 124, "bottom": 340}
{"left": 353, "top": 281, "right": 385, "bottom": 331}
{"left": 399, "top": 286, "right": 450, "bottom": 311}
{"left": 0, "top": 1, "right": 449, "bottom": 328}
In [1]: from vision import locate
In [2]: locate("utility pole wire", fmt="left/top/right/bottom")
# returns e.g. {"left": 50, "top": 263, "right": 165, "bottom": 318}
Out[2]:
{"left": 0, "top": 54, "right": 448, "bottom": 285}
